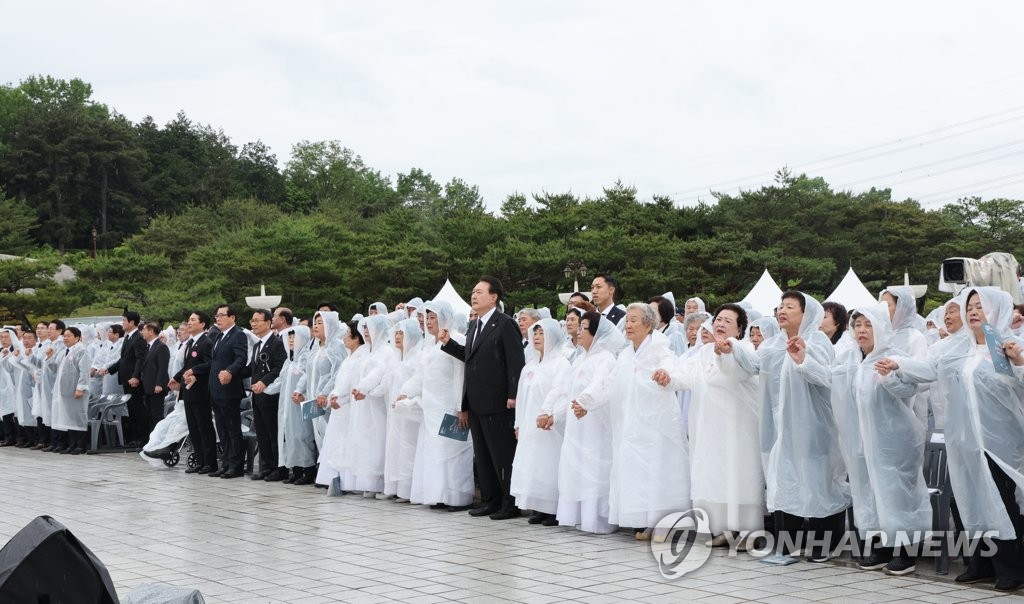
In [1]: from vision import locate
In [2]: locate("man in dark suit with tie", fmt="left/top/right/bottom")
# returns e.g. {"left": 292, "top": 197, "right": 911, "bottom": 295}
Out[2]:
{"left": 591, "top": 272, "right": 625, "bottom": 325}
{"left": 241, "top": 309, "right": 288, "bottom": 481}
{"left": 190, "top": 304, "right": 249, "bottom": 479}
{"left": 171, "top": 311, "right": 217, "bottom": 474}
{"left": 440, "top": 276, "right": 526, "bottom": 520}
{"left": 102, "top": 310, "right": 148, "bottom": 447}
{"left": 139, "top": 322, "right": 170, "bottom": 437}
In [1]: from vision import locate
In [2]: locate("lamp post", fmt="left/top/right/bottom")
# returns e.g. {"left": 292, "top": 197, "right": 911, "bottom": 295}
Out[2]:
{"left": 558, "top": 260, "right": 591, "bottom": 305}
{"left": 91, "top": 226, "right": 97, "bottom": 259}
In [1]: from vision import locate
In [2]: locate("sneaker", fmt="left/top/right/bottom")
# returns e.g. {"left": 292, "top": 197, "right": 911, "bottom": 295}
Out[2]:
{"left": 807, "top": 546, "right": 835, "bottom": 563}
{"left": 857, "top": 553, "right": 890, "bottom": 571}
{"left": 883, "top": 557, "right": 916, "bottom": 576}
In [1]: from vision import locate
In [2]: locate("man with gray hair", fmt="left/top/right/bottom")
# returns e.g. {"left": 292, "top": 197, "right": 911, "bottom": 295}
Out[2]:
{"left": 517, "top": 308, "right": 541, "bottom": 349}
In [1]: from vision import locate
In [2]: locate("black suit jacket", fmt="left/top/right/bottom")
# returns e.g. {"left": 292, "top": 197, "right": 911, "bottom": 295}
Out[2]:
{"left": 141, "top": 339, "right": 170, "bottom": 395}
{"left": 605, "top": 305, "right": 625, "bottom": 325}
{"left": 241, "top": 333, "right": 287, "bottom": 391}
{"left": 192, "top": 326, "right": 248, "bottom": 401}
{"left": 107, "top": 329, "right": 147, "bottom": 387}
{"left": 174, "top": 334, "right": 212, "bottom": 404}
{"left": 442, "top": 310, "right": 526, "bottom": 415}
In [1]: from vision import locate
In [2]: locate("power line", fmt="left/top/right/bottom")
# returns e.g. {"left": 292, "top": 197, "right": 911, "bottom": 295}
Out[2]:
{"left": 917, "top": 170, "right": 1024, "bottom": 205}
{"left": 838, "top": 138, "right": 1024, "bottom": 188}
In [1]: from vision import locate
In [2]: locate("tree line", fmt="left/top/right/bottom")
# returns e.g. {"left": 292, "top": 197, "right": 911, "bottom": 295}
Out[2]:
{"left": 1, "top": 75, "right": 1022, "bottom": 323}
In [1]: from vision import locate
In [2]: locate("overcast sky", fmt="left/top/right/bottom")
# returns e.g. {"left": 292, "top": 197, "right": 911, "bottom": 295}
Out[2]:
{"left": 5, "top": 1, "right": 1024, "bottom": 210}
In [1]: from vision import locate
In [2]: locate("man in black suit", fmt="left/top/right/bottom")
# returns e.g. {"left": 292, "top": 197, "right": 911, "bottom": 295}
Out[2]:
{"left": 440, "top": 276, "right": 526, "bottom": 520}
{"left": 139, "top": 322, "right": 170, "bottom": 436}
{"left": 101, "top": 310, "right": 148, "bottom": 447}
{"left": 170, "top": 311, "right": 217, "bottom": 474}
{"left": 591, "top": 272, "right": 625, "bottom": 325}
{"left": 190, "top": 304, "right": 248, "bottom": 479}
{"left": 241, "top": 309, "right": 288, "bottom": 481}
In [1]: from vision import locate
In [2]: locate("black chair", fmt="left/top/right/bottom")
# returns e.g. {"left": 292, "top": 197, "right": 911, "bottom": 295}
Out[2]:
{"left": 240, "top": 408, "right": 258, "bottom": 474}
{"left": 923, "top": 431, "right": 953, "bottom": 575}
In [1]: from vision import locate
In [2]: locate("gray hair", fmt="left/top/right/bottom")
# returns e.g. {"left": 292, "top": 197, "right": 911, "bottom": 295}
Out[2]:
{"left": 626, "top": 302, "right": 658, "bottom": 330}
{"left": 519, "top": 308, "right": 542, "bottom": 322}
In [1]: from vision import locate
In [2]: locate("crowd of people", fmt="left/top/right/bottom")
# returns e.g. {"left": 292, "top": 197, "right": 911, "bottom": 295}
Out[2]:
{"left": 3, "top": 273, "right": 1024, "bottom": 591}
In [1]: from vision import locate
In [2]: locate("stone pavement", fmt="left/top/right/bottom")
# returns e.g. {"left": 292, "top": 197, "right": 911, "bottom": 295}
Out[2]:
{"left": 0, "top": 447, "right": 1021, "bottom": 603}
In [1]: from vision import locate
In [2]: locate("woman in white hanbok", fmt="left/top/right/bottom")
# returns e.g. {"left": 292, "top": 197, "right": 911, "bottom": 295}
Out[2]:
{"left": 608, "top": 303, "right": 692, "bottom": 541}
{"left": 401, "top": 301, "right": 474, "bottom": 508}
{"left": 557, "top": 311, "right": 626, "bottom": 534}
{"left": 510, "top": 318, "right": 571, "bottom": 525}
{"left": 382, "top": 318, "right": 424, "bottom": 501}
{"left": 274, "top": 325, "right": 317, "bottom": 484}
{"left": 50, "top": 327, "right": 93, "bottom": 455}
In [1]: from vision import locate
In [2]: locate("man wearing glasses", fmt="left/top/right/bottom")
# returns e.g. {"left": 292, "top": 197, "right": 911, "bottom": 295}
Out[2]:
{"left": 242, "top": 309, "right": 288, "bottom": 481}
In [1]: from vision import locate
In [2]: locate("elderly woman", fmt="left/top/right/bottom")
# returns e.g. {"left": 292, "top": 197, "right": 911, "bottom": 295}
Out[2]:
{"left": 653, "top": 303, "right": 764, "bottom": 548}
{"left": 748, "top": 316, "right": 779, "bottom": 350}
{"left": 49, "top": 327, "right": 93, "bottom": 455}
{"left": 318, "top": 320, "right": 362, "bottom": 493}
{"left": 880, "top": 286, "right": 929, "bottom": 428}
{"left": 510, "top": 318, "right": 571, "bottom": 526}
{"left": 382, "top": 318, "right": 424, "bottom": 501}
{"left": 879, "top": 287, "right": 1024, "bottom": 591}
{"left": 826, "top": 303, "right": 931, "bottom": 576}
{"left": 274, "top": 326, "right": 317, "bottom": 485}
{"left": 345, "top": 315, "right": 397, "bottom": 497}
{"left": 306, "top": 311, "right": 347, "bottom": 454}
{"left": 608, "top": 303, "right": 691, "bottom": 541}
{"left": 556, "top": 311, "right": 625, "bottom": 534}
{"left": 401, "top": 300, "right": 474, "bottom": 509}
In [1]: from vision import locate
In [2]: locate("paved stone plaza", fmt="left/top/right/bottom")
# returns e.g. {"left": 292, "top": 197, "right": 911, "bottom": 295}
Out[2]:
{"left": 1, "top": 447, "right": 1021, "bottom": 603}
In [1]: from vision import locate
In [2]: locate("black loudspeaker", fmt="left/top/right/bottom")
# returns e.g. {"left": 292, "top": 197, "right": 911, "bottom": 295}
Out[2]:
{"left": 0, "top": 515, "right": 118, "bottom": 604}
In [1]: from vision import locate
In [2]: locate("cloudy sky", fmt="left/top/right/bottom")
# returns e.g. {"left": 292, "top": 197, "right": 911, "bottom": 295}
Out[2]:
{"left": 5, "top": 1, "right": 1024, "bottom": 210}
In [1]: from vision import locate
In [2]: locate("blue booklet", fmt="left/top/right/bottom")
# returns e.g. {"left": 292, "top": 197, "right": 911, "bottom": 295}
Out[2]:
{"left": 983, "top": 323, "right": 1014, "bottom": 377}
{"left": 438, "top": 413, "right": 469, "bottom": 441}
{"left": 302, "top": 399, "right": 326, "bottom": 421}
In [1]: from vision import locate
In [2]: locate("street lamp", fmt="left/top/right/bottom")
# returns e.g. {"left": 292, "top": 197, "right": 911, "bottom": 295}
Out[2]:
{"left": 559, "top": 260, "right": 591, "bottom": 305}
{"left": 91, "top": 226, "right": 97, "bottom": 259}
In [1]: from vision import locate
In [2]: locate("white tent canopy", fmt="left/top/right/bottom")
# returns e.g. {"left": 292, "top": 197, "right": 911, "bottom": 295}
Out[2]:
{"left": 741, "top": 269, "right": 784, "bottom": 317}
{"left": 826, "top": 267, "right": 877, "bottom": 310}
{"left": 432, "top": 279, "right": 472, "bottom": 316}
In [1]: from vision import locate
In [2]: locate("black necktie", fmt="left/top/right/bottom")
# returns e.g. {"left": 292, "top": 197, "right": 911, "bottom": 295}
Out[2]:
{"left": 252, "top": 340, "right": 262, "bottom": 366}
{"left": 472, "top": 321, "right": 483, "bottom": 351}
{"left": 184, "top": 338, "right": 195, "bottom": 360}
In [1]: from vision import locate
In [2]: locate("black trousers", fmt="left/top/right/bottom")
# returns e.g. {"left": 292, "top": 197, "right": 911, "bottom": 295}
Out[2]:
{"left": 252, "top": 394, "right": 281, "bottom": 473}
{"left": 183, "top": 398, "right": 218, "bottom": 469}
{"left": 124, "top": 385, "right": 146, "bottom": 443}
{"left": 776, "top": 509, "right": 847, "bottom": 556}
{"left": 143, "top": 393, "right": 165, "bottom": 438}
{"left": 468, "top": 409, "right": 517, "bottom": 510}
{"left": 966, "top": 455, "right": 1024, "bottom": 581}
{"left": 212, "top": 397, "right": 243, "bottom": 473}
{"left": 35, "top": 418, "right": 50, "bottom": 445}
{"left": 1, "top": 413, "right": 15, "bottom": 442}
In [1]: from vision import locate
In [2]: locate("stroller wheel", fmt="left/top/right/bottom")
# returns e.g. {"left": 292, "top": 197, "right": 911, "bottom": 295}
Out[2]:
{"left": 187, "top": 452, "right": 198, "bottom": 469}
{"left": 164, "top": 451, "right": 180, "bottom": 467}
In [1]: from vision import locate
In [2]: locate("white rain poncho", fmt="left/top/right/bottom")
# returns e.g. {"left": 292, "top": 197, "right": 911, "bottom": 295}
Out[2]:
{"left": 747, "top": 316, "right": 780, "bottom": 343}
{"left": 402, "top": 301, "right": 474, "bottom": 506}
{"left": 510, "top": 318, "right": 572, "bottom": 515}
{"left": 382, "top": 318, "right": 424, "bottom": 499}
{"left": 368, "top": 301, "right": 387, "bottom": 317}
{"left": 139, "top": 397, "right": 189, "bottom": 469}
{"left": 880, "top": 286, "right": 929, "bottom": 427}
{"left": 50, "top": 341, "right": 93, "bottom": 432}
{"left": 27, "top": 337, "right": 63, "bottom": 425}
{"left": 925, "top": 299, "right": 963, "bottom": 431}
{"left": 92, "top": 329, "right": 123, "bottom": 395}
{"left": 0, "top": 330, "right": 20, "bottom": 417}
{"left": 556, "top": 314, "right": 626, "bottom": 533}
{"left": 306, "top": 311, "right": 347, "bottom": 451}
{"left": 608, "top": 329, "right": 692, "bottom": 529}
{"left": 829, "top": 302, "right": 932, "bottom": 543}
{"left": 893, "top": 287, "right": 1024, "bottom": 539}
{"left": 275, "top": 325, "right": 317, "bottom": 468}
{"left": 731, "top": 292, "right": 850, "bottom": 518}
{"left": 343, "top": 314, "right": 396, "bottom": 492}
{"left": 6, "top": 335, "right": 35, "bottom": 425}
{"left": 666, "top": 327, "right": 764, "bottom": 534}
{"left": 317, "top": 322, "right": 364, "bottom": 491}
{"left": 685, "top": 297, "right": 706, "bottom": 316}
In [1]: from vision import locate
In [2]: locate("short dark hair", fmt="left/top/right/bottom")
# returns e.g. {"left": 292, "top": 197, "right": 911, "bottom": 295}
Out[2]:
{"left": 566, "top": 307, "right": 583, "bottom": 319}
{"left": 1014, "top": 304, "right": 1024, "bottom": 315}
{"left": 192, "top": 310, "right": 211, "bottom": 329}
{"left": 569, "top": 292, "right": 587, "bottom": 302}
{"left": 821, "top": 301, "right": 849, "bottom": 345}
{"left": 581, "top": 311, "right": 602, "bottom": 336}
{"left": 346, "top": 320, "right": 365, "bottom": 345}
{"left": 216, "top": 304, "right": 237, "bottom": 319}
{"left": 142, "top": 321, "right": 162, "bottom": 336}
{"left": 108, "top": 324, "right": 124, "bottom": 337}
{"left": 713, "top": 303, "right": 749, "bottom": 340}
{"left": 275, "top": 308, "right": 294, "bottom": 325}
{"left": 49, "top": 319, "right": 66, "bottom": 332}
{"left": 594, "top": 273, "right": 620, "bottom": 302}
{"left": 65, "top": 326, "right": 82, "bottom": 339}
{"left": 123, "top": 310, "right": 141, "bottom": 326}
{"left": 252, "top": 308, "right": 273, "bottom": 322}
{"left": 780, "top": 291, "right": 806, "bottom": 313}
{"left": 316, "top": 302, "right": 338, "bottom": 312}
{"left": 479, "top": 275, "right": 505, "bottom": 302}
{"left": 648, "top": 296, "right": 675, "bottom": 326}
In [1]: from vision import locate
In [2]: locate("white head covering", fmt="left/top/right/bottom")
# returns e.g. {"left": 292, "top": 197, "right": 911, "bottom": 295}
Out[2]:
{"left": 587, "top": 313, "right": 626, "bottom": 356}
{"left": 361, "top": 315, "right": 391, "bottom": 353}
{"left": 879, "top": 286, "right": 918, "bottom": 333}
{"left": 284, "top": 325, "right": 311, "bottom": 360}
{"left": 848, "top": 302, "right": 898, "bottom": 362}
{"left": 368, "top": 302, "right": 387, "bottom": 316}
{"left": 424, "top": 300, "right": 457, "bottom": 334}
{"left": 685, "top": 297, "right": 706, "bottom": 315}
{"left": 529, "top": 318, "right": 565, "bottom": 363}
{"left": 393, "top": 318, "right": 424, "bottom": 361}
{"left": 749, "top": 316, "right": 780, "bottom": 341}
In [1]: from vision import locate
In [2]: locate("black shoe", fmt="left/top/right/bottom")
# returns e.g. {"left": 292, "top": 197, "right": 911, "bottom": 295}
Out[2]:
{"left": 995, "top": 578, "right": 1024, "bottom": 592}
{"left": 221, "top": 470, "right": 244, "bottom": 479}
{"left": 955, "top": 570, "right": 995, "bottom": 584}
{"left": 41, "top": 445, "right": 56, "bottom": 452}
{"left": 68, "top": 448, "right": 85, "bottom": 455}
{"left": 446, "top": 505, "right": 471, "bottom": 512}
{"left": 16, "top": 441, "right": 32, "bottom": 448}
{"left": 469, "top": 504, "right": 500, "bottom": 517}
{"left": 250, "top": 470, "right": 269, "bottom": 481}
{"left": 208, "top": 469, "right": 225, "bottom": 478}
{"left": 883, "top": 556, "right": 916, "bottom": 576}
{"left": 541, "top": 514, "right": 559, "bottom": 527}
{"left": 184, "top": 467, "right": 200, "bottom": 474}
{"left": 857, "top": 553, "right": 890, "bottom": 571}
{"left": 293, "top": 475, "right": 315, "bottom": 486}
{"left": 528, "top": 512, "right": 546, "bottom": 525}
{"left": 56, "top": 447, "right": 72, "bottom": 455}
{"left": 282, "top": 473, "right": 297, "bottom": 484}
{"left": 264, "top": 469, "right": 288, "bottom": 482}
{"left": 489, "top": 507, "right": 521, "bottom": 521}
{"left": 31, "top": 443, "right": 46, "bottom": 450}
{"left": 430, "top": 503, "right": 449, "bottom": 510}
